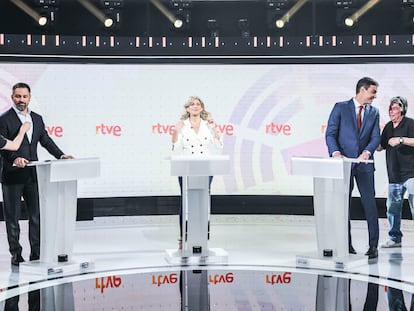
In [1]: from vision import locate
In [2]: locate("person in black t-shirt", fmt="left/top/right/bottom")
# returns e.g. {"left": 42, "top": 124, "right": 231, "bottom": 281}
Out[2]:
{"left": 377, "top": 96, "right": 414, "bottom": 248}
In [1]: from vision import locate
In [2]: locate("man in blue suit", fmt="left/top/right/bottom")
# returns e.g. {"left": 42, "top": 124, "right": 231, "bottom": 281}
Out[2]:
{"left": 325, "top": 77, "right": 380, "bottom": 259}
{"left": 0, "top": 82, "right": 73, "bottom": 266}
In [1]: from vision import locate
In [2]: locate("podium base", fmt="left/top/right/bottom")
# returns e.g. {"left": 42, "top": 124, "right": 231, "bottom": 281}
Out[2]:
{"left": 296, "top": 252, "right": 367, "bottom": 270}
{"left": 165, "top": 248, "right": 228, "bottom": 265}
{"left": 19, "top": 258, "right": 94, "bottom": 276}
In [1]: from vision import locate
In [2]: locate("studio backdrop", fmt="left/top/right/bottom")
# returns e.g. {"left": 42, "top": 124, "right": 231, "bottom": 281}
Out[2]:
{"left": 1, "top": 62, "right": 410, "bottom": 199}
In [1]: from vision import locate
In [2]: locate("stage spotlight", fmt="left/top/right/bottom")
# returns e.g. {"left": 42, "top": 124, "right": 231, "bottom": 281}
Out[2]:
{"left": 151, "top": 0, "right": 191, "bottom": 31}
{"left": 78, "top": 0, "right": 120, "bottom": 29}
{"left": 38, "top": 16, "right": 48, "bottom": 26}
{"left": 275, "top": 0, "right": 308, "bottom": 29}
{"left": 267, "top": 0, "right": 307, "bottom": 30}
{"left": 171, "top": 8, "right": 190, "bottom": 30}
{"left": 101, "top": 0, "right": 123, "bottom": 28}
{"left": 36, "top": 4, "right": 58, "bottom": 27}
{"left": 104, "top": 17, "right": 113, "bottom": 28}
{"left": 336, "top": 1, "right": 358, "bottom": 29}
{"left": 339, "top": 0, "right": 381, "bottom": 28}
{"left": 10, "top": 0, "right": 51, "bottom": 27}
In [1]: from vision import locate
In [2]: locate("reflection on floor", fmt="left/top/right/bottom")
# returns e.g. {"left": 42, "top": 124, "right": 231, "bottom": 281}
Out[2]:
{"left": 0, "top": 215, "right": 413, "bottom": 310}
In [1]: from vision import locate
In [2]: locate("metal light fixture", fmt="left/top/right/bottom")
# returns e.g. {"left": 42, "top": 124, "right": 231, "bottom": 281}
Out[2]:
{"left": 207, "top": 19, "right": 219, "bottom": 38}
{"left": 343, "top": 0, "right": 381, "bottom": 28}
{"left": 274, "top": 0, "right": 308, "bottom": 29}
{"left": 10, "top": 0, "right": 49, "bottom": 26}
{"left": 78, "top": 0, "right": 115, "bottom": 28}
{"left": 238, "top": 18, "right": 250, "bottom": 38}
{"left": 150, "top": 0, "right": 187, "bottom": 29}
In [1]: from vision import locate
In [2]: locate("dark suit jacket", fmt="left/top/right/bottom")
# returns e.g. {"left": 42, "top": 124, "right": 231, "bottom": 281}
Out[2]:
{"left": 325, "top": 98, "right": 380, "bottom": 172}
{"left": 0, "top": 108, "right": 64, "bottom": 184}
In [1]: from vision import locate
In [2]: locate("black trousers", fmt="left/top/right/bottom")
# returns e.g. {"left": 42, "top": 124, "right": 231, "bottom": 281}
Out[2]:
{"left": 2, "top": 179, "right": 40, "bottom": 258}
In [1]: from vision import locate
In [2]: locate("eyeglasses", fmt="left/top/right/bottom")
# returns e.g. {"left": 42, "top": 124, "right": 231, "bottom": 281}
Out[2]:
{"left": 389, "top": 105, "right": 401, "bottom": 112}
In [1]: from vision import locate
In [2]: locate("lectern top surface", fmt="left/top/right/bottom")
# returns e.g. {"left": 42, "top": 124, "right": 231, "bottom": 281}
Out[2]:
{"left": 291, "top": 156, "right": 373, "bottom": 164}
{"left": 27, "top": 157, "right": 100, "bottom": 166}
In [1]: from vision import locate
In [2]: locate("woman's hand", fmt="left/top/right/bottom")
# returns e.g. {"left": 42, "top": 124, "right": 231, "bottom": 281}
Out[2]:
{"left": 20, "top": 121, "right": 31, "bottom": 133}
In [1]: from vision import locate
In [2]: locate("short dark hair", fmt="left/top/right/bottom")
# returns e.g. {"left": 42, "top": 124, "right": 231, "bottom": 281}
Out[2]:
{"left": 12, "top": 82, "right": 31, "bottom": 93}
{"left": 356, "top": 77, "right": 378, "bottom": 94}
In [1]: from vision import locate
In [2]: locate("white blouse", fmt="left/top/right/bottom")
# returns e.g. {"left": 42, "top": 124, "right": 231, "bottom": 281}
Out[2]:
{"left": 172, "top": 119, "right": 223, "bottom": 155}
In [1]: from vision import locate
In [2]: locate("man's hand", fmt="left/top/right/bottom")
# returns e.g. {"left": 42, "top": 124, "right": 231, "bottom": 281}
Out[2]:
{"left": 358, "top": 151, "right": 370, "bottom": 162}
{"left": 61, "top": 155, "right": 74, "bottom": 159}
{"left": 332, "top": 151, "right": 344, "bottom": 158}
{"left": 13, "top": 157, "right": 29, "bottom": 168}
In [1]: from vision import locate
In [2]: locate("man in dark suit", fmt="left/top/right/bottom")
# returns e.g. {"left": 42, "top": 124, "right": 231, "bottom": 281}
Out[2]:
{"left": 325, "top": 77, "right": 380, "bottom": 259}
{"left": 0, "top": 82, "right": 73, "bottom": 266}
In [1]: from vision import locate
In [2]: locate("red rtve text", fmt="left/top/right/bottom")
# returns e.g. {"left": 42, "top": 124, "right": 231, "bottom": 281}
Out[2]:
{"left": 96, "top": 124, "right": 122, "bottom": 136}
{"left": 265, "top": 122, "right": 291, "bottom": 135}
{"left": 152, "top": 123, "right": 234, "bottom": 136}
{"left": 46, "top": 126, "right": 63, "bottom": 138}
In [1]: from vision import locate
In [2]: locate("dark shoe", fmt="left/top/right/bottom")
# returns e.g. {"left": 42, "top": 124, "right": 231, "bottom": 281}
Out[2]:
{"left": 365, "top": 246, "right": 378, "bottom": 259}
{"left": 349, "top": 245, "right": 357, "bottom": 254}
{"left": 29, "top": 254, "right": 39, "bottom": 261}
{"left": 11, "top": 254, "right": 25, "bottom": 266}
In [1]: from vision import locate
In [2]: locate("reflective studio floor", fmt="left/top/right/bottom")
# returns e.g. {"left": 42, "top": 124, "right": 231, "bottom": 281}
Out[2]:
{"left": 0, "top": 215, "right": 413, "bottom": 310}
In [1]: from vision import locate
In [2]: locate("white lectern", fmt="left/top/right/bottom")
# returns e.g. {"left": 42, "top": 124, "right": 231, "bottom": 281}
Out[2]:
{"left": 166, "top": 155, "right": 229, "bottom": 263}
{"left": 291, "top": 156, "right": 368, "bottom": 269}
{"left": 20, "top": 158, "right": 100, "bottom": 275}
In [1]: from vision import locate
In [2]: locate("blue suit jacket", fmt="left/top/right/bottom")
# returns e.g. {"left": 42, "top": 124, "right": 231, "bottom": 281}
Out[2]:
{"left": 0, "top": 108, "right": 64, "bottom": 184}
{"left": 325, "top": 98, "right": 380, "bottom": 172}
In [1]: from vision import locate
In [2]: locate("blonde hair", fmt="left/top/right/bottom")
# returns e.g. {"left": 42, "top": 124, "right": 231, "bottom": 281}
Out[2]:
{"left": 180, "top": 96, "right": 211, "bottom": 120}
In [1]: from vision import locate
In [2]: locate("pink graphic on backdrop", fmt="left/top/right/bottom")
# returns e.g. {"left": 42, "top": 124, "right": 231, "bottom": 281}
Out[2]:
{"left": 222, "top": 68, "right": 328, "bottom": 194}
{"left": 0, "top": 64, "right": 48, "bottom": 112}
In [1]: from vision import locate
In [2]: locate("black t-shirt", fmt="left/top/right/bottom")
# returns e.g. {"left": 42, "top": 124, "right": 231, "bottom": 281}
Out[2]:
{"left": 381, "top": 117, "right": 414, "bottom": 183}
{"left": 0, "top": 135, "right": 6, "bottom": 149}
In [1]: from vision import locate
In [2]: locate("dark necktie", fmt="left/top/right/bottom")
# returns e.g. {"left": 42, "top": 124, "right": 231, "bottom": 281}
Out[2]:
{"left": 357, "top": 105, "right": 364, "bottom": 130}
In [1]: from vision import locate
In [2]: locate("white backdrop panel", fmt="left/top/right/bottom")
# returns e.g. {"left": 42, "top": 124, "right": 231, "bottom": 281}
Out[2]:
{"left": 1, "top": 62, "right": 412, "bottom": 198}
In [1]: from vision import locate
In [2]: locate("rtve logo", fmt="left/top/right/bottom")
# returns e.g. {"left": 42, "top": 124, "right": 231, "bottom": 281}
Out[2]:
{"left": 95, "top": 276, "right": 122, "bottom": 293}
{"left": 265, "top": 272, "right": 292, "bottom": 285}
{"left": 46, "top": 126, "right": 63, "bottom": 138}
{"left": 96, "top": 124, "right": 122, "bottom": 136}
{"left": 150, "top": 272, "right": 234, "bottom": 286}
{"left": 209, "top": 272, "right": 234, "bottom": 284}
{"left": 265, "top": 122, "right": 291, "bottom": 135}
{"left": 151, "top": 123, "right": 235, "bottom": 136}
{"left": 151, "top": 273, "right": 178, "bottom": 287}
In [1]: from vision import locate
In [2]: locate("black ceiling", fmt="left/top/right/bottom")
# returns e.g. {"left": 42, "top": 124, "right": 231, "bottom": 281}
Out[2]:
{"left": 0, "top": 0, "right": 413, "bottom": 38}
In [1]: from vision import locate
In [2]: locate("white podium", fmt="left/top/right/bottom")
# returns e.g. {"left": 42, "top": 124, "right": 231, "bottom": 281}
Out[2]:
{"left": 20, "top": 157, "right": 100, "bottom": 275}
{"left": 291, "top": 156, "right": 368, "bottom": 269}
{"left": 166, "top": 155, "right": 229, "bottom": 263}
